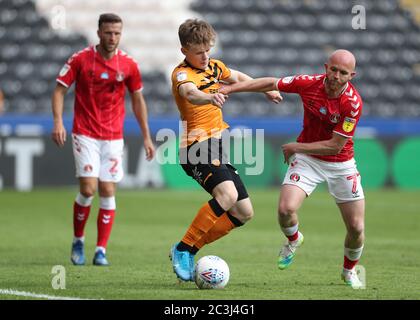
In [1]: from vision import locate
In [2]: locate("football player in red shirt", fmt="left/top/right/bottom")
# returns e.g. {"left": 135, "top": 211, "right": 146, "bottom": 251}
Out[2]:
{"left": 51, "top": 13, "right": 155, "bottom": 266}
{"left": 220, "top": 50, "right": 365, "bottom": 288}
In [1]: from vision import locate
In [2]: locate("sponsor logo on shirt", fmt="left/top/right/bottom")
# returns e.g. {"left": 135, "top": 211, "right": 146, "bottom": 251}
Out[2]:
{"left": 343, "top": 117, "right": 356, "bottom": 132}
{"left": 100, "top": 72, "right": 109, "bottom": 79}
{"left": 319, "top": 106, "right": 327, "bottom": 115}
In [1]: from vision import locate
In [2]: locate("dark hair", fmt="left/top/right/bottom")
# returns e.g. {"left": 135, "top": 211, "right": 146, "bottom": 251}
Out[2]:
{"left": 98, "top": 13, "right": 122, "bottom": 28}
{"left": 178, "top": 19, "right": 216, "bottom": 48}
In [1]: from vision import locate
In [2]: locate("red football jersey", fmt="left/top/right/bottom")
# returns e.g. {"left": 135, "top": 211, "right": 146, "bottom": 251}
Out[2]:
{"left": 276, "top": 74, "right": 362, "bottom": 162}
{"left": 57, "top": 46, "right": 143, "bottom": 140}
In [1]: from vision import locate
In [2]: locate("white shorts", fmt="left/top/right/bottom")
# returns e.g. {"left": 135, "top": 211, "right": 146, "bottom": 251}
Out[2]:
{"left": 72, "top": 134, "right": 124, "bottom": 183}
{"left": 283, "top": 153, "right": 364, "bottom": 203}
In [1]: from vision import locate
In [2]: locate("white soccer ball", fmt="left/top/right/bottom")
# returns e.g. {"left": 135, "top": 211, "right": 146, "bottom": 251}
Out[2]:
{"left": 194, "top": 255, "right": 230, "bottom": 289}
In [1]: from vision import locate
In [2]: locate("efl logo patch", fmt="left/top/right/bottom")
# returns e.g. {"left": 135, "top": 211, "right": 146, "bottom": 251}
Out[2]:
{"left": 176, "top": 71, "right": 187, "bottom": 82}
{"left": 290, "top": 173, "right": 300, "bottom": 182}
{"left": 59, "top": 64, "right": 70, "bottom": 77}
{"left": 281, "top": 76, "right": 294, "bottom": 84}
{"left": 343, "top": 117, "right": 356, "bottom": 132}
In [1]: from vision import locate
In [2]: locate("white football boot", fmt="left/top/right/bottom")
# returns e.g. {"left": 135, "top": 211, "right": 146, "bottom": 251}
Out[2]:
{"left": 341, "top": 268, "right": 364, "bottom": 289}
{"left": 278, "top": 231, "right": 304, "bottom": 270}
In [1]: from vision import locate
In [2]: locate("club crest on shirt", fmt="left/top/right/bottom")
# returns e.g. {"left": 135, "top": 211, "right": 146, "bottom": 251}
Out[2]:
{"left": 329, "top": 113, "right": 341, "bottom": 123}
{"left": 343, "top": 117, "right": 356, "bottom": 132}
{"left": 59, "top": 64, "right": 70, "bottom": 77}
{"left": 116, "top": 72, "right": 125, "bottom": 82}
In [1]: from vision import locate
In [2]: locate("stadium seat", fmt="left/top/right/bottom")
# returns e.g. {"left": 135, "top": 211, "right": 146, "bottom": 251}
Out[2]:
{"left": 10, "top": 97, "right": 37, "bottom": 113}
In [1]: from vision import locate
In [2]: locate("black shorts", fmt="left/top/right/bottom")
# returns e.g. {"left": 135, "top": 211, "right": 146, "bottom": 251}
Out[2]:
{"left": 180, "top": 137, "right": 249, "bottom": 201}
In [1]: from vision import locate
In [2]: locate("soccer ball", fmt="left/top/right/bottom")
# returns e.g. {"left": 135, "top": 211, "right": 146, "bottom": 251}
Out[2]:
{"left": 194, "top": 255, "right": 230, "bottom": 289}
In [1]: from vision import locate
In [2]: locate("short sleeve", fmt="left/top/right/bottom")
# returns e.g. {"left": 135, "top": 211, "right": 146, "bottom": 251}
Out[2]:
{"left": 333, "top": 96, "right": 363, "bottom": 138}
{"left": 56, "top": 53, "right": 80, "bottom": 88}
{"left": 213, "top": 59, "right": 231, "bottom": 81}
{"left": 172, "top": 67, "right": 197, "bottom": 90}
{"left": 276, "top": 74, "right": 320, "bottom": 94}
{"left": 126, "top": 60, "right": 143, "bottom": 93}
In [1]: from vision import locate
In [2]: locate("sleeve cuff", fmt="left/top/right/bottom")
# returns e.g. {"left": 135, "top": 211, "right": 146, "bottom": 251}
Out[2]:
{"left": 56, "top": 79, "right": 69, "bottom": 88}
{"left": 333, "top": 130, "right": 353, "bottom": 138}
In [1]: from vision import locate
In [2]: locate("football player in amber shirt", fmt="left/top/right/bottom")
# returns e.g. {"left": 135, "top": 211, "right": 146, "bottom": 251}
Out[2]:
{"left": 169, "top": 19, "right": 281, "bottom": 282}
{"left": 51, "top": 13, "right": 155, "bottom": 266}
{"left": 221, "top": 49, "right": 366, "bottom": 288}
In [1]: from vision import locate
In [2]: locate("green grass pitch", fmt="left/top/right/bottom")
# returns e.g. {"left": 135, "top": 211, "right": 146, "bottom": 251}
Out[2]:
{"left": 0, "top": 188, "right": 419, "bottom": 300}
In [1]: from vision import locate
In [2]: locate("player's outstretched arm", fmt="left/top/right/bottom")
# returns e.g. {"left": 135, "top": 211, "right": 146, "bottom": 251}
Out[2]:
{"left": 51, "top": 83, "right": 68, "bottom": 147}
{"left": 131, "top": 91, "right": 155, "bottom": 161}
{"left": 179, "top": 82, "right": 227, "bottom": 108}
{"left": 220, "top": 77, "right": 279, "bottom": 95}
{"left": 225, "top": 71, "right": 282, "bottom": 104}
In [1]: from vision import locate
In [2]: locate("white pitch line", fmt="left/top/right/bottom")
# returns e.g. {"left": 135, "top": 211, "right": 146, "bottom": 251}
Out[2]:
{"left": 0, "top": 288, "right": 95, "bottom": 300}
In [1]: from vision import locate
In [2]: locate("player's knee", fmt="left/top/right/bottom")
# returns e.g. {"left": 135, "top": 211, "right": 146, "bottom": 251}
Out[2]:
{"left": 215, "top": 189, "right": 238, "bottom": 211}
{"left": 240, "top": 207, "right": 254, "bottom": 223}
{"left": 278, "top": 202, "right": 297, "bottom": 218}
{"left": 99, "top": 184, "right": 115, "bottom": 197}
{"left": 80, "top": 187, "right": 96, "bottom": 198}
{"left": 349, "top": 221, "right": 364, "bottom": 237}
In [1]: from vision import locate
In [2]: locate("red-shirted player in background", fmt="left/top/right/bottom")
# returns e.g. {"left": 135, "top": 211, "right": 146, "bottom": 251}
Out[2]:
{"left": 220, "top": 49, "right": 365, "bottom": 288}
{"left": 51, "top": 13, "right": 155, "bottom": 266}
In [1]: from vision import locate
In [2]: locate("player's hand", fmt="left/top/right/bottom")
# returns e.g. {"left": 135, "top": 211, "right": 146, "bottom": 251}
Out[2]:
{"left": 218, "top": 84, "right": 231, "bottom": 95}
{"left": 52, "top": 122, "right": 66, "bottom": 147}
{"left": 282, "top": 142, "right": 298, "bottom": 164}
{"left": 144, "top": 138, "right": 155, "bottom": 161}
{"left": 264, "top": 91, "right": 283, "bottom": 104}
{"left": 211, "top": 93, "right": 228, "bottom": 109}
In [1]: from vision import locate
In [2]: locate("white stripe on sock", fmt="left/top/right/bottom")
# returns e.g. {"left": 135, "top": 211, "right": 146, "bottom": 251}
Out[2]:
{"left": 100, "top": 196, "right": 116, "bottom": 210}
{"left": 344, "top": 246, "right": 364, "bottom": 261}
{"left": 75, "top": 193, "right": 93, "bottom": 207}
{"left": 281, "top": 224, "right": 298, "bottom": 236}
